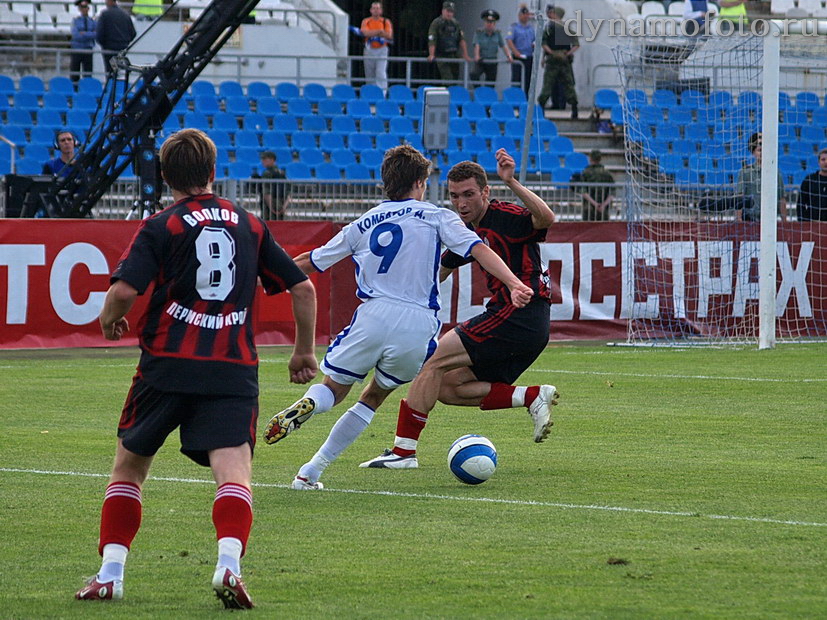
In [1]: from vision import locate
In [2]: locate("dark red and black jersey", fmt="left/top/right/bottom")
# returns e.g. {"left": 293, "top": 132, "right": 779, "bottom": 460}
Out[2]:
{"left": 441, "top": 200, "right": 550, "bottom": 308}
{"left": 112, "top": 193, "right": 307, "bottom": 396}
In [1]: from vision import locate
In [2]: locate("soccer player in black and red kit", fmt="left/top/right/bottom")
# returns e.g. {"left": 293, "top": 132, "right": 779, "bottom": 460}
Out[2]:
{"left": 75, "top": 129, "right": 318, "bottom": 608}
{"left": 361, "top": 148, "right": 559, "bottom": 469}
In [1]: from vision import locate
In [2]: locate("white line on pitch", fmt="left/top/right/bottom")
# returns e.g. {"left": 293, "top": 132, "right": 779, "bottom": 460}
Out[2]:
{"left": 537, "top": 369, "right": 827, "bottom": 383}
{"left": 2, "top": 467, "right": 824, "bottom": 528}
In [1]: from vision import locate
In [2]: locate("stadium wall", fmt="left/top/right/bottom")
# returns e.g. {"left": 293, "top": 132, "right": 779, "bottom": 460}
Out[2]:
{"left": 0, "top": 220, "right": 824, "bottom": 349}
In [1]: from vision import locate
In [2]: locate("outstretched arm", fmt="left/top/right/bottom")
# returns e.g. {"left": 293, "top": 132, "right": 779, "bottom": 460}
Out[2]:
{"left": 287, "top": 279, "right": 318, "bottom": 384}
{"left": 496, "top": 149, "right": 555, "bottom": 229}
{"left": 470, "top": 243, "right": 533, "bottom": 307}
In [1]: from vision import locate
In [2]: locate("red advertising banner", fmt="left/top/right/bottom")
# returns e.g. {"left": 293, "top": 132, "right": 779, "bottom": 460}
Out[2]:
{"left": 1, "top": 220, "right": 824, "bottom": 349}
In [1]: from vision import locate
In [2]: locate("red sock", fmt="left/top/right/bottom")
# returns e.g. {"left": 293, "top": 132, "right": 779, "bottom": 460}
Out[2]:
{"left": 480, "top": 383, "right": 516, "bottom": 410}
{"left": 392, "top": 399, "right": 428, "bottom": 457}
{"left": 98, "top": 481, "right": 142, "bottom": 555}
{"left": 524, "top": 386, "right": 541, "bottom": 408}
{"left": 213, "top": 483, "right": 253, "bottom": 556}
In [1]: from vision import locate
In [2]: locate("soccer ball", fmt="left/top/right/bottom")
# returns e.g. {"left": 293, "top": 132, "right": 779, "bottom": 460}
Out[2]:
{"left": 447, "top": 434, "right": 497, "bottom": 485}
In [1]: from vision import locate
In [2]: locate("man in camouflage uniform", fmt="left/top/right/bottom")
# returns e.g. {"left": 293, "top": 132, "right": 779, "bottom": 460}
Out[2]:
{"left": 579, "top": 150, "right": 614, "bottom": 221}
{"left": 537, "top": 5, "right": 579, "bottom": 118}
{"left": 428, "top": 1, "right": 472, "bottom": 83}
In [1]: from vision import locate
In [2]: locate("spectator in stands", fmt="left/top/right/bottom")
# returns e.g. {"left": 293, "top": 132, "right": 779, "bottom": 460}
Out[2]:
{"left": 579, "top": 149, "right": 615, "bottom": 221}
{"left": 736, "top": 133, "right": 787, "bottom": 222}
{"left": 683, "top": 0, "right": 715, "bottom": 37}
{"left": 797, "top": 148, "right": 827, "bottom": 222}
{"left": 43, "top": 130, "right": 78, "bottom": 177}
{"left": 428, "top": 1, "right": 472, "bottom": 83}
{"left": 538, "top": 6, "right": 579, "bottom": 118}
{"left": 131, "top": 0, "right": 162, "bottom": 21}
{"left": 70, "top": 0, "right": 96, "bottom": 84}
{"left": 470, "top": 10, "right": 512, "bottom": 87}
{"left": 96, "top": 0, "right": 136, "bottom": 76}
{"left": 253, "top": 150, "right": 290, "bottom": 220}
{"left": 506, "top": 4, "right": 535, "bottom": 96}
{"left": 358, "top": 2, "right": 393, "bottom": 92}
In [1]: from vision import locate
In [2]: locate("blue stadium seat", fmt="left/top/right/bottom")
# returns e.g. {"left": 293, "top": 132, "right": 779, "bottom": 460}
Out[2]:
{"left": 287, "top": 98, "right": 312, "bottom": 117}
{"left": 564, "top": 151, "right": 588, "bottom": 171}
{"left": 475, "top": 118, "right": 499, "bottom": 137}
{"left": 449, "top": 117, "right": 472, "bottom": 137}
{"left": 535, "top": 117, "right": 558, "bottom": 139}
{"left": 348, "top": 132, "right": 373, "bottom": 152}
{"left": 654, "top": 122, "right": 680, "bottom": 141}
{"left": 703, "top": 170, "right": 727, "bottom": 185}
{"left": 316, "top": 162, "right": 342, "bottom": 180}
{"left": 256, "top": 97, "right": 280, "bottom": 117}
{"left": 6, "top": 109, "right": 33, "bottom": 126}
{"left": 778, "top": 92, "right": 793, "bottom": 110}
{"left": 671, "top": 139, "right": 696, "bottom": 157}
{"left": 36, "top": 109, "right": 63, "bottom": 129}
{"left": 738, "top": 91, "right": 761, "bottom": 108}
{"left": 492, "top": 136, "right": 517, "bottom": 153}
{"left": 447, "top": 85, "right": 471, "bottom": 105}
{"left": 235, "top": 130, "right": 260, "bottom": 149}
{"left": 331, "top": 148, "right": 356, "bottom": 168}
{"left": 331, "top": 83, "right": 357, "bottom": 103}
{"left": 195, "top": 95, "right": 220, "bottom": 115}
{"left": 43, "top": 92, "right": 69, "bottom": 112}
{"left": 66, "top": 109, "right": 92, "bottom": 130}
{"left": 292, "top": 131, "right": 317, "bottom": 150}
{"left": 208, "top": 130, "right": 232, "bottom": 149}
{"left": 549, "top": 135, "right": 574, "bottom": 154}
{"left": 299, "top": 148, "right": 324, "bottom": 167}
{"left": 777, "top": 123, "right": 796, "bottom": 141}
{"left": 404, "top": 133, "right": 424, "bottom": 151}
{"left": 29, "top": 126, "right": 55, "bottom": 147}
{"left": 462, "top": 134, "right": 487, "bottom": 152}
{"left": 659, "top": 153, "right": 685, "bottom": 175}
{"left": 303, "top": 82, "right": 328, "bottom": 103}
{"left": 812, "top": 107, "right": 827, "bottom": 126}
{"left": 17, "top": 157, "right": 44, "bottom": 175}
{"left": 360, "top": 84, "right": 385, "bottom": 104}
{"left": 644, "top": 138, "right": 670, "bottom": 160}
{"left": 695, "top": 106, "right": 722, "bottom": 124}
{"left": 626, "top": 89, "right": 648, "bottom": 107}
{"left": 276, "top": 82, "right": 300, "bottom": 102}
{"left": 243, "top": 112, "right": 269, "bottom": 134}
{"left": 48, "top": 76, "right": 74, "bottom": 96}
{"left": 594, "top": 88, "right": 620, "bottom": 109}
{"left": 301, "top": 115, "right": 327, "bottom": 133}
{"left": 461, "top": 101, "right": 487, "bottom": 122}
{"left": 795, "top": 91, "right": 820, "bottom": 111}
{"left": 504, "top": 119, "right": 525, "bottom": 141}
{"left": 0, "top": 74, "right": 15, "bottom": 97}
{"left": 360, "top": 116, "right": 384, "bottom": 134}
{"left": 685, "top": 124, "right": 711, "bottom": 141}
{"left": 490, "top": 101, "right": 515, "bottom": 122}
{"left": 389, "top": 117, "right": 414, "bottom": 136}
{"left": 376, "top": 100, "right": 400, "bottom": 121}
{"left": 271, "top": 147, "right": 293, "bottom": 167}
{"left": 20, "top": 75, "right": 45, "bottom": 96}
{"left": 13, "top": 92, "right": 40, "bottom": 111}
{"left": 227, "top": 161, "right": 255, "bottom": 179}
{"left": 332, "top": 115, "right": 357, "bottom": 135}
{"left": 346, "top": 99, "right": 372, "bottom": 119}
{"left": 473, "top": 86, "right": 498, "bottom": 106}
{"left": 191, "top": 80, "right": 216, "bottom": 98}
{"left": 501, "top": 87, "right": 526, "bottom": 106}
{"left": 801, "top": 125, "right": 825, "bottom": 143}
{"left": 787, "top": 141, "right": 815, "bottom": 160}
{"left": 551, "top": 167, "right": 573, "bottom": 186}
{"left": 77, "top": 77, "right": 102, "bottom": 98}
{"left": 666, "top": 105, "right": 693, "bottom": 125}
{"left": 784, "top": 108, "right": 808, "bottom": 126}
{"left": 376, "top": 133, "right": 400, "bottom": 151}
{"left": 320, "top": 133, "right": 345, "bottom": 153}
{"left": 652, "top": 89, "right": 678, "bottom": 109}
{"left": 225, "top": 96, "right": 250, "bottom": 116}
{"left": 675, "top": 168, "right": 700, "bottom": 187}
{"left": 447, "top": 149, "right": 474, "bottom": 166}
{"left": 261, "top": 131, "right": 290, "bottom": 150}
{"left": 235, "top": 147, "right": 260, "bottom": 165}
{"left": 477, "top": 151, "right": 498, "bottom": 171}
{"left": 318, "top": 99, "right": 343, "bottom": 118}
{"left": 638, "top": 104, "right": 663, "bottom": 125}
{"left": 219, "top": 81, "right": 244, "bottom": 99}
{"left": 346, "top": 162, "right": 372, "bottom": 180}
{"left": 247, "top": 81, "right": 271, "bottom": 100}
{"left": 779, "top": 154, "right": 803, "bottom": 179}
{"left": 403, "top": 100, "right": 423, "bottom": 119}
{"left": 1, "top": 126, "right": 26, "bottom": 148}
{"left": 273, "top": 114, "right": 298, "bottom": 133}
{"left": 708, "top": 91, "right": 733, "bottom": 109}
{"left": 681, "top": 89, "right": 706, "bottom": 108}
{"left": 388, "top": 84, "right": 414, "bottom": 104}
{"left": 360, "top": 148, "right": 383, "bottom": 169}
{"left": 213, "top": 111, "right": 238, "bottom": 133}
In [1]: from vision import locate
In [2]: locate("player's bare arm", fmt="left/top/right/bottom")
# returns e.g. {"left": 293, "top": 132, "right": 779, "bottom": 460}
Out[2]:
{"left": 470, "top": 243, "right": 533, "bottom": 307}
{"left": 99, "top": 279, "right": 138, "bottom": 340}
{"left": 495, "top": 149, "right": 555, "bottom": 229}
{"left": 287, "top": 279, "right": 318, "bottom": 384}
{"left": 292, "top": 251, "right": 315, "bottom": 275}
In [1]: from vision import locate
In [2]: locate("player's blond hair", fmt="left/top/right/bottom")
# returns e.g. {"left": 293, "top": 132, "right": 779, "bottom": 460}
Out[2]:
{"left": 159, "top": 128, "right": 216, "bottom": 193}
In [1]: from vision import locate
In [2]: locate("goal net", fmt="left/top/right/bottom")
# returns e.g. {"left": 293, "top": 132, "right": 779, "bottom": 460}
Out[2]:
{"left": 613, "top": 25, "right": 827, "bottom": 346}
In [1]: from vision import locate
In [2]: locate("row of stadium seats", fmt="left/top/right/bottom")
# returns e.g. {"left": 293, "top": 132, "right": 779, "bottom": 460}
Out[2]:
{"left": 596, "top": 88, "right": 827, "bottom": 112}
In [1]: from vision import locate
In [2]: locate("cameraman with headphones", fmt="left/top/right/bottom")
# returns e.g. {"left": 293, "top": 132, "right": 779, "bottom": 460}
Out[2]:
{"left": 43, "top": 130, "right": 79, "bottom": 177}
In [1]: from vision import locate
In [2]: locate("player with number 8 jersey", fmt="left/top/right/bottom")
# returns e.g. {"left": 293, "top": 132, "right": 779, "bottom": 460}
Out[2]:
{"left": 263, "top": 145, "right": 532, "bottom": 490}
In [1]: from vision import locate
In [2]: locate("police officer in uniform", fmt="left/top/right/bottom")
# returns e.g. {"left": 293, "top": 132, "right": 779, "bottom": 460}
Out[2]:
{"left": 471, "top": 9, "right": 513, "bottom": 86}
{"left": 428, "top": 1, "right": 472, "bottom": 83}
{"left": 538, "top": 5, "right": 579, "bottom": 118}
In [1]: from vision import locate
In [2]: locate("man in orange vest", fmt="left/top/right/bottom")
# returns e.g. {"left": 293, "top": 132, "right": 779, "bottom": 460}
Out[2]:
{"left": 358, "top": 2, "right": 393, "bottom": 91}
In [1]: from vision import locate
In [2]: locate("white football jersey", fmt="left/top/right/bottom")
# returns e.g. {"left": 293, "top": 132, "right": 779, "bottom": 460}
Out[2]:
{"left": 310, "top": 199, "right": 481, "bottom": 310}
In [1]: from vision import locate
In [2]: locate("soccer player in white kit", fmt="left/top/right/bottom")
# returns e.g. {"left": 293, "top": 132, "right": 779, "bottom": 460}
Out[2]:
{"left": 262, "top": 145, "right": 532, "bottom": 489}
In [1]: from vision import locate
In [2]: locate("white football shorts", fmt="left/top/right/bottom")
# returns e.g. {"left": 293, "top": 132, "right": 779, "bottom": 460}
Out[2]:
{"left": 321, "top": 298, "right": 441, "bottom": 390}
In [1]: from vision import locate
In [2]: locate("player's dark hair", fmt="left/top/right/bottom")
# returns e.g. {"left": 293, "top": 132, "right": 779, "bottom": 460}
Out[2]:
{"left": 381, "top": 144, "right": 431, "bottom": 201}
{"left": 447, "top": 160, "right": 488, "bottom": 191}
{"left": 159, "top": 128, "right": 216, "bottom": 193}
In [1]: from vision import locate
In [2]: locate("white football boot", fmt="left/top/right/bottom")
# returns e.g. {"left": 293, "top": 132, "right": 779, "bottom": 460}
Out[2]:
{"left": 359, "top": 449, "right": 419, "bottom": 469}
{"left": 528, "top": 385, "right": 559, "bottom": 443}
{"left": 291, "top": 476, "right": 324, "bottom": 490}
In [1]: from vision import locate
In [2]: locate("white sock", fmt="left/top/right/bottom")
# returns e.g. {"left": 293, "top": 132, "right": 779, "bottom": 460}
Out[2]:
{"left": 217, "top": 537, "right": 243, "bottom": 575}
{"left": 98, "top": 543, "right": 128, "bottom": 582}
{"left": 305, "top": 383, "right": 336, "bottom": 414}
{"left": 298, "top": 402, "right": 375, "bottom": 482}
{"left": 512, "top": 386, "right": 527, "bottom": 408}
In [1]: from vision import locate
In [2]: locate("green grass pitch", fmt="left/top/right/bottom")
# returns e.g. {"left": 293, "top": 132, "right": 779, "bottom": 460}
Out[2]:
{"left": 1, "top": 344, "right": 825, "bottom": 618}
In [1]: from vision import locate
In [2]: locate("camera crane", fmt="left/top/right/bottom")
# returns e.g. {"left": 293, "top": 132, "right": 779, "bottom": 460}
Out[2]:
{"left": 43, "top": 0, "right": 260, "bottom": 218}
